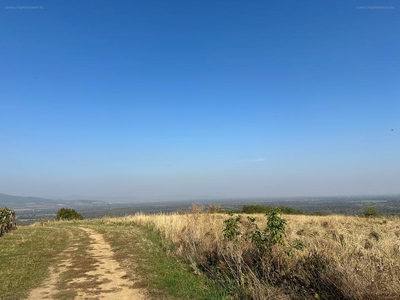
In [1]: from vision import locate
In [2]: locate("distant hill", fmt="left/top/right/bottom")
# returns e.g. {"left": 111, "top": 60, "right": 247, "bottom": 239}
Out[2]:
{"left": 0, "top": 193, "right": 109, "bottom": 210}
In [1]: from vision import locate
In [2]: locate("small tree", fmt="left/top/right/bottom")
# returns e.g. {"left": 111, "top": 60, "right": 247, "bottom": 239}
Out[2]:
{"left": 55, "top": 208, "right": 83, "bottom": 221}
{"left": 249, "top": 208, "right": 290, "bottom": 254}
{"left": 189, "top": 203, "right": 205, "bottom": 214}
{"left": 207, "top": 204, "right": 221, "bottom": 214}
{"left": 362, "top": 206, "right": 379, "bottom": 218}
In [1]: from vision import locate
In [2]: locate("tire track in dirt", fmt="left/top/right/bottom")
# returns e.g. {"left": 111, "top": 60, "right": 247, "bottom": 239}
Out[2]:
{"left": 27, "top": 227, "right": 145, "bottom": 300}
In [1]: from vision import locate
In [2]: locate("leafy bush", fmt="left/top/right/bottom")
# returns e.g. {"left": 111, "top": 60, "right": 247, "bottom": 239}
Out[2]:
{"left": 223, "top": 213, "right": 242, "bottom": 240}
{"left": 55, "top": 208, "right": 83, "bottom": 221}
{"left": 266, "top": 209, "right": 287, "bottom": 246}
{"left": 0, "top": 207, "right": 16, "bottom": 236}
{"left": 362, "top": 206, "right": 379, "bottom": 218}
{"left": 223, "top": 208, "right": 293, "bottom": 254}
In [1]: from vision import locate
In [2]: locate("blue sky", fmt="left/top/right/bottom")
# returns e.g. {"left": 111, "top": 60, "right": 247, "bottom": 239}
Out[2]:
{"left": 1, "top": 0, "right": 399, "bottom": 199}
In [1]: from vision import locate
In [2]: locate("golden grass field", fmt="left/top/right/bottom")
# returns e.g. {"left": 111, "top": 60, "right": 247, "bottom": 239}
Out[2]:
{"left": 105, "top": 211, "right": 400, "bottom": 300}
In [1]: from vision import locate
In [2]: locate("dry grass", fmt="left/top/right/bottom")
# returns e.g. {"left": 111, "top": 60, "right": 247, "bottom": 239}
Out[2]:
{"left": 103, "top": 213, "right": 400, "bottom": 299}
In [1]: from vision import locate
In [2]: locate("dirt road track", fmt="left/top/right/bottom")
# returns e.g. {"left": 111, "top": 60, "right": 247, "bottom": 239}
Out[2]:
{"left": 27, "top": 227, "right": 145, "bottom": 300}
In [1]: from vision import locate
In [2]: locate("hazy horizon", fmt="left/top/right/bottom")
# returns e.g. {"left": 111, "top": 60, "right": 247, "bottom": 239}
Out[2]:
{"left": 1, "top": 1, "right": 399, "bottom": 199}
{"left": 2, "top": 190, "right": 400, "bottom": 204}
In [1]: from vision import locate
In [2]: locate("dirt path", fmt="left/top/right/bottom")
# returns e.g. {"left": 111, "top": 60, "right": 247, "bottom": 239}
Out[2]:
{"left": 27, "top": 227, "right": 145, "bottom": 300}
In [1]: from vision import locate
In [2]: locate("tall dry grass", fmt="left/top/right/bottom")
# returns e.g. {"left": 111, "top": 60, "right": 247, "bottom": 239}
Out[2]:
{"left": 103, "top": 213, "right": 400, "bottom": 299}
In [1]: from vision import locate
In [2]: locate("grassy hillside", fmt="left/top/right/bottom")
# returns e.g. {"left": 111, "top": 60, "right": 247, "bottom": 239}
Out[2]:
{"left": 1, "top": 213, "right": 400, "bottom": 299}
{"left": 130, "top": 212, "right": 400, "bottom": 299}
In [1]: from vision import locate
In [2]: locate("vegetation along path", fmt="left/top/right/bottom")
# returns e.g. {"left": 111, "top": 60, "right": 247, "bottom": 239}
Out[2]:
{"left": 27, "top": 226, "right": 145, "bottom": 300}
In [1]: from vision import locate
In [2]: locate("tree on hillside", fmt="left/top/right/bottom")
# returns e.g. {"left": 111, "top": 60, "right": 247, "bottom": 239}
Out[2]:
{"left": 55, "top": 208, "right": 83, "bottom": 221}
{"left": 362, "top": 206, "right": 379, "bottom": 218}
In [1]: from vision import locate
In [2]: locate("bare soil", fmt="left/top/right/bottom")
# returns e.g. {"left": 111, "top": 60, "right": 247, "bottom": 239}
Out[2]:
{"left": 27, "top": 227, "right": 146, "bottom": 300}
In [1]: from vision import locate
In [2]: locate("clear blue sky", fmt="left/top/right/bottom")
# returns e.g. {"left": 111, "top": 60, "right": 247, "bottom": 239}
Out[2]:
{"left": 1, "top": 0, "right": 399, "bottom": 199}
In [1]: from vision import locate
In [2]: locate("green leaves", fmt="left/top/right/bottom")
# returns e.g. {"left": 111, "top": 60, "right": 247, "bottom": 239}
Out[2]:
{"left": 55, "top": 208, "right": 84, "bottom": 221}
{"left": 223, "top": 215, "right": 242, "bottom": 241}
{"left": 266, "top": 209, "right": 287, "bottom": 246}
{"left": 223, "top": 208, "right": 293, "bottom": 255}
{"left": 362, "top": 206, "right": 379, "bottom": 218}
{"left": 0, "top": 207, "right": 16, "bottom": 236}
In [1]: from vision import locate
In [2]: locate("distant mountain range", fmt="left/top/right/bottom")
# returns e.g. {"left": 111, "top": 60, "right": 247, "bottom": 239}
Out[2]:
{"left": 0, "top": 193, "right": 110, "bottom": 210}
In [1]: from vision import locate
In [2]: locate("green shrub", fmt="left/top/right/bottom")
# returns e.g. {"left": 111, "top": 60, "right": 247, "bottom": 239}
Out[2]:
{"left": 362, "top": 206, "right": 379, "bottom": 218}
{"left": 223, "top": 208, "right": 293, "bottom": 255}
{"left": 223, "top": 214, "right": 242, "bottom": 241}
{"left": 249, "top": 208, "right": 293, "bottom": 256}
{"left": 266, "top": 209, "right": 287, "bottom": 246}
{"left": 55, "top": 208, "right": 83, "bottom": 221}
{"left": 0, "top": 207, "right": 16, "bottom": 236}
